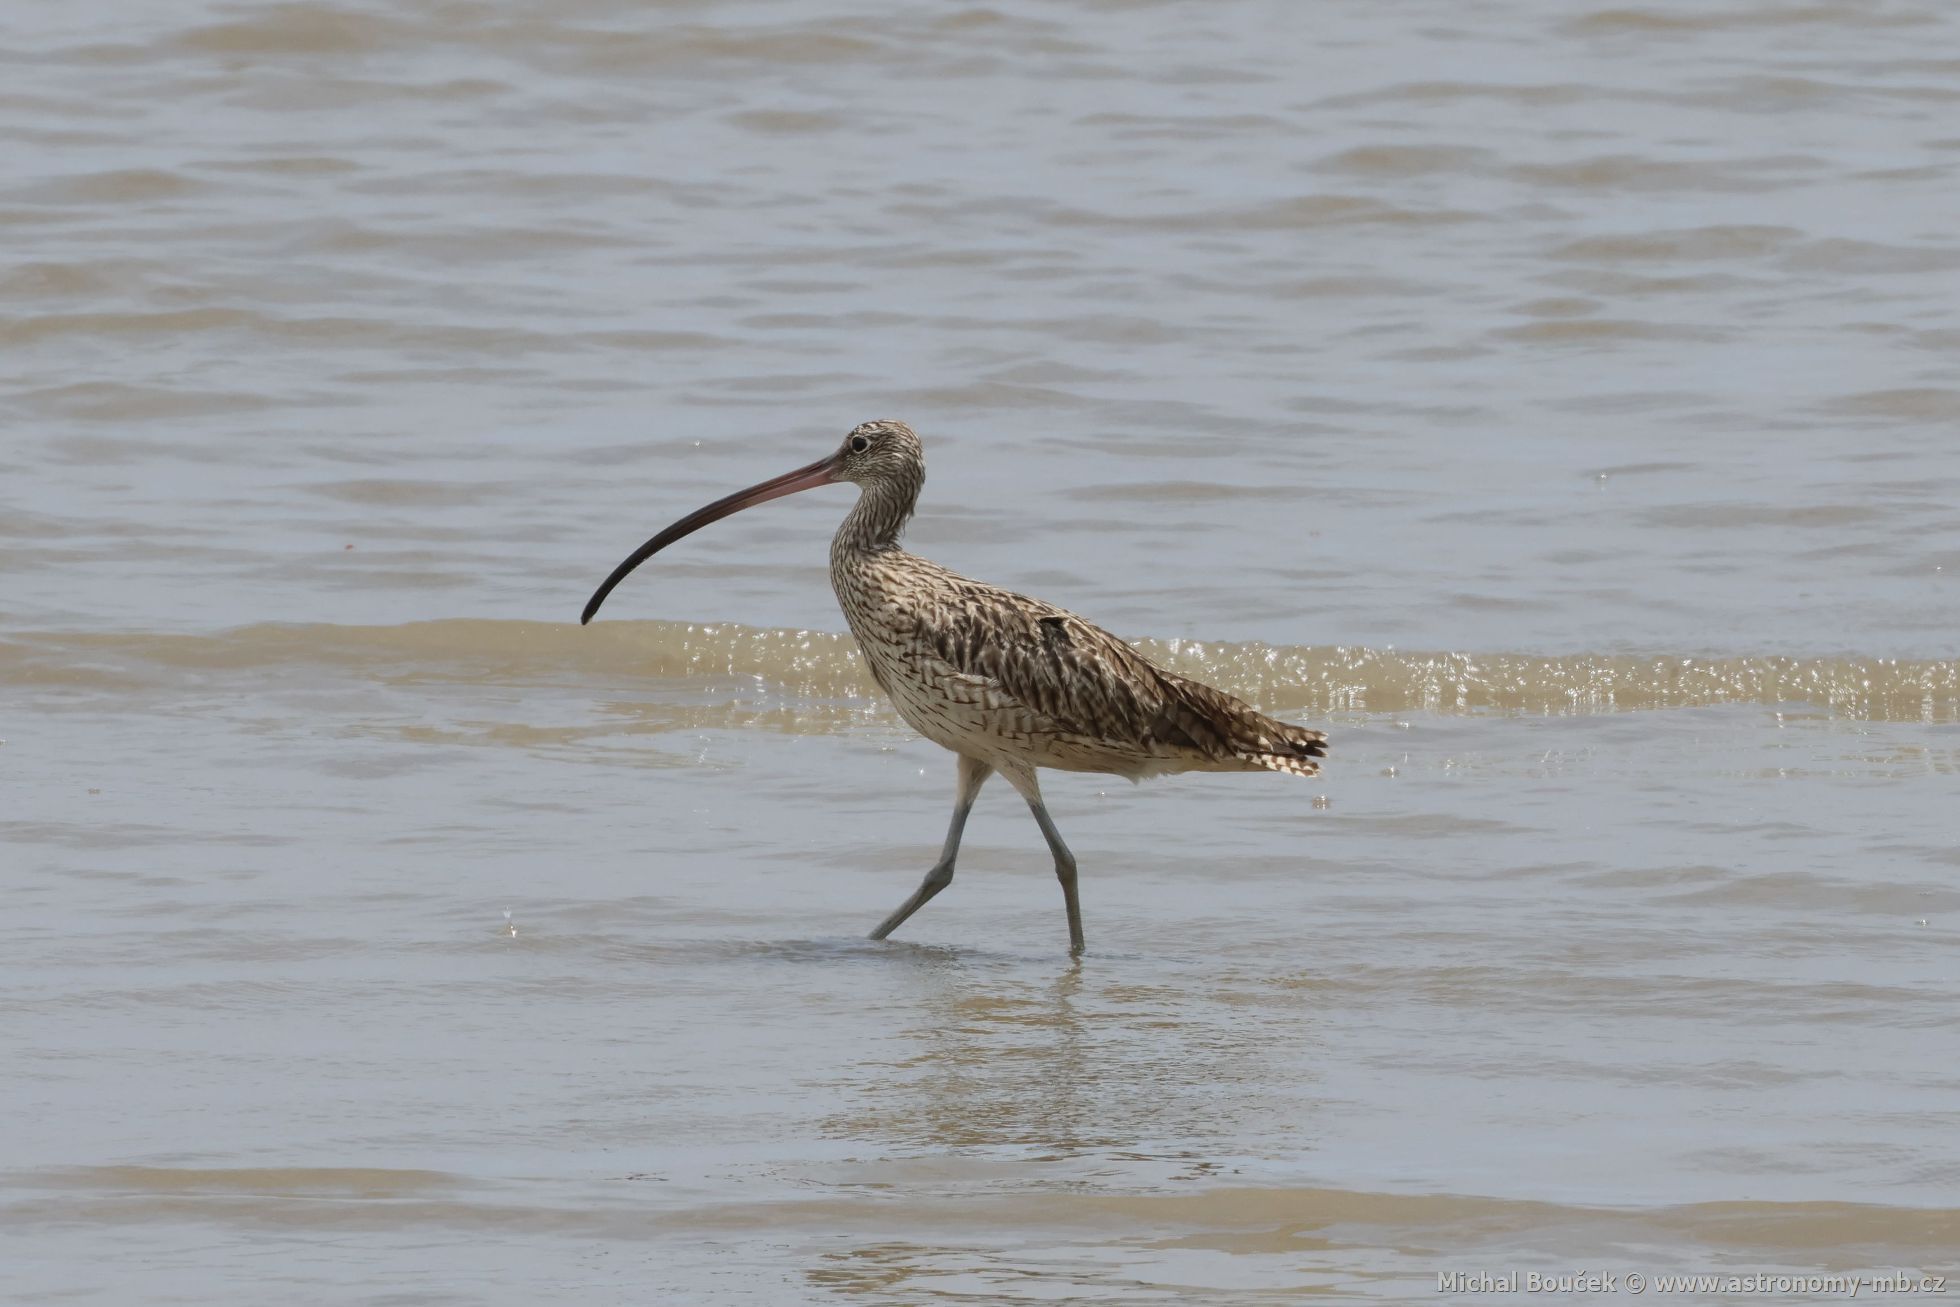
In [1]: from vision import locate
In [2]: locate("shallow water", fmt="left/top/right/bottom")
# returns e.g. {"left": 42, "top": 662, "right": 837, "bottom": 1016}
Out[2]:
{"left": 4, "top": 0, "right": 1958, "bottom": 1302}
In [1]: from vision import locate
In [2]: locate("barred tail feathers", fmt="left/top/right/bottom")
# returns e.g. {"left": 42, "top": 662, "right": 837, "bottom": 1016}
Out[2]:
{"left": 1156, "top": 670, "right": 1328, "bottom": 778}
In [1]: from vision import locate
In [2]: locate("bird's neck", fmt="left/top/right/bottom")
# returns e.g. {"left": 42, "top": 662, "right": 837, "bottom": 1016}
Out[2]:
{"left": 832, "top": 475, "right": 918, "bottom": 558}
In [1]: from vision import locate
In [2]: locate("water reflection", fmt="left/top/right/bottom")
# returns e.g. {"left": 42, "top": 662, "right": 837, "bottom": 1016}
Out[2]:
{"left": 827, "top": 950, "right": 1323, "bottom": 1170}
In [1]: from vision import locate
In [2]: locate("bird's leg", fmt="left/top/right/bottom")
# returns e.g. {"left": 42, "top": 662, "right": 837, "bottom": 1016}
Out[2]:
{"left": 869, "top": 754, "right": 992, "bottom": 941}
{"left": 1027, "top": 796, "right": 1085, "bottom": 956}
{"left": 1002, "top": 766, "right": 1085, "bottom": 955}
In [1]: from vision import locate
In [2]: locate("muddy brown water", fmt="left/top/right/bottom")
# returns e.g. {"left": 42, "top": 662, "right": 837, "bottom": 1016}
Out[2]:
{"left": 4, "top": 1, "right": 1957, "bottom": 1302}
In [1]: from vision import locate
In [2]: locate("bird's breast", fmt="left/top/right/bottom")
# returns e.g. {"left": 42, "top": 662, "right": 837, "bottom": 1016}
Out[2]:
{"left": 829, "top": 553, "right": 1007, "bottom": 754}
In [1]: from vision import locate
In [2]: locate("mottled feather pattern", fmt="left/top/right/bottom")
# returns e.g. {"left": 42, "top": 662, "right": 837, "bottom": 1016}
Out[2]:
{"left": 838, "top": 546, "right": 1325, "bottom": 780}
{"left": 822, "top": 419, "right": 1328, "bottom": 784}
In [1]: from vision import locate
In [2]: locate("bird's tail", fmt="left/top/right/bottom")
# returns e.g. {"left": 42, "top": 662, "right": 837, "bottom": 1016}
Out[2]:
{"left": 1158, "top": 672, "right": 1329, "bottom": 778}
{"left": 1243, "top": 721, "right": 1329, "bottom": 777}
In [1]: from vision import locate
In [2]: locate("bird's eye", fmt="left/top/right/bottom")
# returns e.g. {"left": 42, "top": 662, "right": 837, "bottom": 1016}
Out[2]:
{"left": 849, "top": 435, "right": 870, "bottom": 454}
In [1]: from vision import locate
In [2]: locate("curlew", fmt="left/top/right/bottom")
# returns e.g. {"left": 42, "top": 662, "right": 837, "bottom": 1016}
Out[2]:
{"left": 582, "top": 420, "right": 1327, "bottom": 955}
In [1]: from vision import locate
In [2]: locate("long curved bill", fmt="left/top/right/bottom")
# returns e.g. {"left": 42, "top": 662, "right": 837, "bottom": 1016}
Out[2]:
{"left": 580, "top": 454, "right": 839, "bottom": 624}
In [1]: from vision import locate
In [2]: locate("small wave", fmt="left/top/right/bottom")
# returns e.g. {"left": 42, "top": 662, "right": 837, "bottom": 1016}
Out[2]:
{"left": 5, "top": 621, "right": 1954, "bottom": 722}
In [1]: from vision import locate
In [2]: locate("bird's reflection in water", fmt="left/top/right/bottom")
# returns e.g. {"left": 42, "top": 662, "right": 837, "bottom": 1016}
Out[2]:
{"left": 805, "top": 945, "right": 1328, "bottom": 1301}
{"left": 823, "top": 943, "right": 1321, "bottom": 1170}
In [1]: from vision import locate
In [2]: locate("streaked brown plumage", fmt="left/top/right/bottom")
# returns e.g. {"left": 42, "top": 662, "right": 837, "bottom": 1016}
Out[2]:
{"left": 582, "top": 419, "right": 1328, "bottom": 954}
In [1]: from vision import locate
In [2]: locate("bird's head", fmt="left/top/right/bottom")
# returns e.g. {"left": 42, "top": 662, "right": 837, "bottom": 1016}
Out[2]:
{"left": 579, "top": 418, "right": 927, "bottom": 625}
{"left": 830, "top": 418, "right": 923, "bottom": 490}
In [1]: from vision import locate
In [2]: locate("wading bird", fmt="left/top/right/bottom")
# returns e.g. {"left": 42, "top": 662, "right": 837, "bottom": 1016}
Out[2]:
{"left": 582, "top": 420, "right": 1327, "bottom": 954}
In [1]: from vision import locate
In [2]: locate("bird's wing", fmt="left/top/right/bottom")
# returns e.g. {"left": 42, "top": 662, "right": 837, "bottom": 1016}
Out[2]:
{"left": 908, "top": 579, "right": 1244, "bottom": 756}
